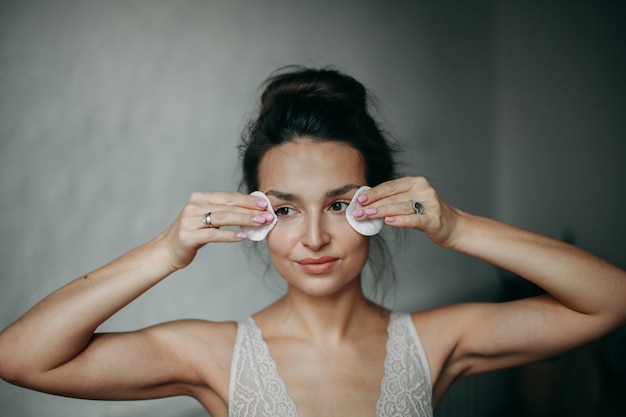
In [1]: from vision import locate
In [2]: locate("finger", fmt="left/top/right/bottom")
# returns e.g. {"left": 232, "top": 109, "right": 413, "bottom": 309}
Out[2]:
{"left": 352, "top": 200, "right": 425, "bottom": 225}
{"left": 189, "top": 191, "right": 269, "bottom": 212}
{"left": 356, "top": 179, "right": 408, "bottom": 206}
{"left": 199, "top": 227, "right": 249, "bottom": 243}
{"left": 383, "top": 213, "right": 425, "bottom": 229}
{"left": 358, "top": 177, "right": 428, "bottom": 206}
{"left": 200, "top": 210, "right": 275, "bottom": 229}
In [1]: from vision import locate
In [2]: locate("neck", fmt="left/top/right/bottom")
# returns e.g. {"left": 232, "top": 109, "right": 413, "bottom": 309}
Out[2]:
{"left": 262, "top": 278, "right": 386, "bottom": 345}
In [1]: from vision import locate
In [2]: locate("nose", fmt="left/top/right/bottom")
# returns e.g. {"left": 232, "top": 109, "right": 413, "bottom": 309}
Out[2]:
{"left": 301, "top": 211, "right": 331, "bottom": 251}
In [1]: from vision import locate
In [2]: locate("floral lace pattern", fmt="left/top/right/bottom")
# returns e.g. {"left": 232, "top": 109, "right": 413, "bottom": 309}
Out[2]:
{"left": 229, "top": 313, "right": 433, "bottom": 417}
{"left": 229, "top": 317, "right": 298, "bottom": 417}
{"left": 376, "top": 313, "right": 433, "bottom": 417}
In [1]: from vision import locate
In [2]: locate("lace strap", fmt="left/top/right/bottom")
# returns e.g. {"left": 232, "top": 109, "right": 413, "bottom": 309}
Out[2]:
{"left": 376, "top": 312, "right": 433, "bottom": 417}
{"left": 229, "top": 318, "right": 298, "bottom": 417}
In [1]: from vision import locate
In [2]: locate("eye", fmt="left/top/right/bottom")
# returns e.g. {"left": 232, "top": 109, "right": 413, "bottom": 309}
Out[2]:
{"left": 275, "top": 206, "right": 296, "bottom": 217}
{"left": 329, "top": 201, "right": 349, "bottom": 213}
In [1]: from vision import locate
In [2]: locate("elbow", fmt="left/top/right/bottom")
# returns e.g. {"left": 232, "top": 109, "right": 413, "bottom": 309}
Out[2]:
{"left": 0, "top": 352, "right": 23, "bottom": 386}
{"left": 0, "top": 335, "right": 40, "bottom": 387}
{"left": 0, "top": 370, "right": 22, "bottom": 387}
{"left": 0, "top": 346, "right": 26, "bottom": 386}
{"left": 0, "top": 336, "right": 15, "bottom": 383}
{"left": 0, "top": 357, "right": 47, "bottom": 389}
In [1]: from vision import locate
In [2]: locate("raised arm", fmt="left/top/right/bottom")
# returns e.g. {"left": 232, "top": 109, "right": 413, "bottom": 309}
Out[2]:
{"left": 355, "top": 177, "right": 626, "bottom": 394}
{"left": 0, "top": 191, "right": 273, "bottom": 400}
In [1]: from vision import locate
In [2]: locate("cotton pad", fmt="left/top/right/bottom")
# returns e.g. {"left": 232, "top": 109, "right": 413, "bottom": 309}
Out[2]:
{"left": 346, "top": 186, "right": 383, "bottom": 236}
{"left": 240, "top": 191, "right": 278, "bottom": 241}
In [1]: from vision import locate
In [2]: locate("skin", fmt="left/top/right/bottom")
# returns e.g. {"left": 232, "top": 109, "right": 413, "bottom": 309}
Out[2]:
{"left": 0, "top": 138, "right": 625, "bottom": 417}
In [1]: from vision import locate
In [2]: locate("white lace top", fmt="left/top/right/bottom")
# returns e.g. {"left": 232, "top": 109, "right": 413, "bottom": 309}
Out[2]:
{"left": 228, "top": 312, "right": 433, "bottom": 417}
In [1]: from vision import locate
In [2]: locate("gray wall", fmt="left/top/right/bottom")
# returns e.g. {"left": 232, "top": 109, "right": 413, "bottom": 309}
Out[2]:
{"left": 0, "top": 1, "right": 623, "bottom": 416}
{"left": 495, "top": 1, "right": 626, "bottom": 267}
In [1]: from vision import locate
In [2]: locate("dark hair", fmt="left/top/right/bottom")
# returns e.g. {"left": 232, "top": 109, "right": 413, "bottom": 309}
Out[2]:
{"left": 239, "top": 66, "right": 399, "bottom": 192}
{"left": 238, "top": 66, "right": 401, "bottom": 302}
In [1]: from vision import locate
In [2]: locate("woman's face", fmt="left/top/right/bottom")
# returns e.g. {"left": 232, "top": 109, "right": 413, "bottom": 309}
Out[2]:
{"left": 257, "top": 139, "right": 370, "bottom": 297}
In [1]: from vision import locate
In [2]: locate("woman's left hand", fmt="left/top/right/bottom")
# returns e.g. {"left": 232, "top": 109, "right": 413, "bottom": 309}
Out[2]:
{"left": 353, "top": 176, "right": 462, "bottom": 248}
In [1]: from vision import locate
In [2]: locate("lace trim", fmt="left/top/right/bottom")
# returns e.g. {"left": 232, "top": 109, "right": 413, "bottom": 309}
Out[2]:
{"left": 229, "top": 317, "right": 298, "bottom": 417}
{"left": 376, "top": 313, "right": 433, "bottom": 417}
{"left": 230, "top": 313, "right": 433, "bottom": 417}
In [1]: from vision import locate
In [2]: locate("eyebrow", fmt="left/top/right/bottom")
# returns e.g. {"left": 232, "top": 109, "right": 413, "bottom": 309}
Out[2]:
{"left": 265, "top": 183, "right": 361, "bottom": 201}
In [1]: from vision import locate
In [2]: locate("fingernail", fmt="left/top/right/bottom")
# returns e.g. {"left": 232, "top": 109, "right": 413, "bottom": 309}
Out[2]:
{"left": 264, "top": 213, "right": 275, "bottom": 221}
{"left": 352, "top": 208, "right": 364, "bottom": 217}
{"left": 365, "top": 208, "right": 378, "bottom": 215}
{"left": 236, "top": 232, "right": 248, "bottom": 239}
{"left": 358, "top": 194, "right": 368, "bottom": 203}
{"left": 252, "top": 215, "right": 266, "bottom": 224}
{"left": 256, "top": 199, "right": 268, "bottom": 208}
{"left": 385, "top": 216, "right": 396, "bottom": 223}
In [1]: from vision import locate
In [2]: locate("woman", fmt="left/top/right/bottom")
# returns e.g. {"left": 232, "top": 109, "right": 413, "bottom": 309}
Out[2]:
{"left": 0, "top": 67, "right": 624, "bottom": 417}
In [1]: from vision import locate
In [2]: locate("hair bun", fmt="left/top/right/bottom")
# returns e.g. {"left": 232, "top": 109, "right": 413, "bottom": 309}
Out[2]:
{"left": 240, "top": 66, "right": 399, "bottom": 196}
{"left": 260, "top": 67, "right": 367, "bottom": 112}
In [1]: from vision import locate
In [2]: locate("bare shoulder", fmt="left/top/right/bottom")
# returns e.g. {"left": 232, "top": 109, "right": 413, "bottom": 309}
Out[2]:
{"left": 410, "top": 304, "right": 486, "bottom": 391}
{"left": 151, "top": 318, "right": 238, "bottom": 367}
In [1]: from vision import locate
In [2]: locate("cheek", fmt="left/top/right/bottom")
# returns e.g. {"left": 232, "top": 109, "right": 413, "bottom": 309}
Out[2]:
{"left": 348, "top": 234, "right": 370, "bottom": 261}
{"left": 334, "top": 216, "right": 369, "bottom": 246}
{"left": 265, "top": 223, "right": 296, "bottom": 255}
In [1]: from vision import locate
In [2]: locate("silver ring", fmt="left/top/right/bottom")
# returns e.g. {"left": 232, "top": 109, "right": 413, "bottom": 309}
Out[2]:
{"left": 412, "top": 201, "right": 425, "bottom": 215}
{"left": 202, "top": 212, "right": 212, "bottom": 228}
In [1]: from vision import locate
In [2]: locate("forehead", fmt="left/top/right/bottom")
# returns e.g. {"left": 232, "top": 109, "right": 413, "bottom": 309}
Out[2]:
{"left": 258, "top": 139, "right": 366, "bottom": 192}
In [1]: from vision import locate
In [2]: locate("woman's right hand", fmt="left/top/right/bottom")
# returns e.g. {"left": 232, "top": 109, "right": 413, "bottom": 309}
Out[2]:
{"left": 159, "top": 191, "right": 274, "bottom": 270}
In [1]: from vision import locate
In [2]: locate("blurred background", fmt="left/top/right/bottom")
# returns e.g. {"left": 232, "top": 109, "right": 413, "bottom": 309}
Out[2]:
{"left": 1, "top": 1, "right": 624, "bottom": 416}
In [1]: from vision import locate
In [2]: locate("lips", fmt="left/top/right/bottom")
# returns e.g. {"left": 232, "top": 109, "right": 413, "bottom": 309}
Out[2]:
{"left": 296, "top": 256, "right": 340, "bottom": 274}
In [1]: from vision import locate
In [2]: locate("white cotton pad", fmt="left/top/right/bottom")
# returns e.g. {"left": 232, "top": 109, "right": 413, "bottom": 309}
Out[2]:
{"left": 346, "top": 186, "right": 383, "bottom": 236}
{"left": 240, "top": 191, "right": 278, "bottom": 241}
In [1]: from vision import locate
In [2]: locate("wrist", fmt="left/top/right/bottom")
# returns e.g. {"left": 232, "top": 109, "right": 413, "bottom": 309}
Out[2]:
{"left": 435, "top": 207, "right": 468, "bottom": 250}
{"left": 148, "top": 232, "right": 189, "bottom": 275}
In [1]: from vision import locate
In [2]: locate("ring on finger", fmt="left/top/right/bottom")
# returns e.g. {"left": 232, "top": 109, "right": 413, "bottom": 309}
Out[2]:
{"left": 202, "top": 212, "right": 214, "bottom": 228}
{"left": 412, "top": 201, "right": 425, "bottom": 215}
